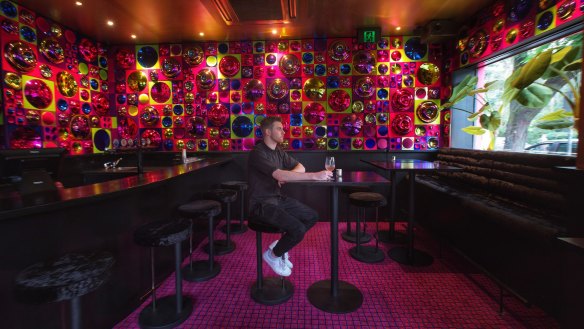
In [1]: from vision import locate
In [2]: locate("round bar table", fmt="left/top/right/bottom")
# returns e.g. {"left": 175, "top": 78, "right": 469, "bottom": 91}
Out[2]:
{"left": 362, "top": 159, "right": 461, "bottom": 266}
{"left": 285, "top": 171, "right": 389, "bottom": 313}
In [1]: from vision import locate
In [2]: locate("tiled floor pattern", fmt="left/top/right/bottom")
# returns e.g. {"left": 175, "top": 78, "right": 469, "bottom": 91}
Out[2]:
{"left": 115, "top": 222, "right": 558, "bottom": 329}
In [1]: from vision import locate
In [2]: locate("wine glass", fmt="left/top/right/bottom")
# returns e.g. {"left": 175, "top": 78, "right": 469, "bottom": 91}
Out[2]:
{"left": 325, "top": 156, "right": 335, "bottom": 172}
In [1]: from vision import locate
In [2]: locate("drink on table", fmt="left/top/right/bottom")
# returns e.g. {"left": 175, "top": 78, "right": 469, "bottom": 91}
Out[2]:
{"left": 325, "top": 156, "right": 335, "bottom": 173}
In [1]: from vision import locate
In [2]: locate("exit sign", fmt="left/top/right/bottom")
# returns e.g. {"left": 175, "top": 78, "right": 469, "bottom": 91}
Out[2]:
{"left": 357, "top": 27, "right": 381, "bottom": 43}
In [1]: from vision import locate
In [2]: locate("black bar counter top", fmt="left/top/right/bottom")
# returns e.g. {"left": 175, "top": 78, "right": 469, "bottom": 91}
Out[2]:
{"left": 0, "top": 157, "right": 231, "bottom": 221}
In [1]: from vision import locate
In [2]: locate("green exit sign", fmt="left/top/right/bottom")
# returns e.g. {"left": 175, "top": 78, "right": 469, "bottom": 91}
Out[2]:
{"left": 357, "top": 27, "right": 381, "bottom": 43}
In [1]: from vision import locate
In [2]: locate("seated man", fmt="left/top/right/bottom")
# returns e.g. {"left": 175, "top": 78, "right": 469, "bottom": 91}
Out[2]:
{"left": 248, "top": 116, "right": 332, "bottom": 276}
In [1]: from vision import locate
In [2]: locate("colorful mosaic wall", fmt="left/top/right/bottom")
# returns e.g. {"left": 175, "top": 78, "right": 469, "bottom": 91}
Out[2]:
{"left": 454, "top": 0, "right": 583, "bottom": 68}
{"left": 1, "top": 1, "right": 111, "bottom": 154}
{"left": 2, "top": 0, "right": 583, "bottom": 154}
{"left": 110, "top": 38, "right": 447, "bottom": 152}
{"left": 1, "top": 1, "right": 450, "bottom": 154}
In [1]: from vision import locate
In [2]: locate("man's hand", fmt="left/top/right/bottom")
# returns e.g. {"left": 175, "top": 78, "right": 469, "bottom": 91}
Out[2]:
{"left": 311, "top": 170, "right": 333, "bottom": 181}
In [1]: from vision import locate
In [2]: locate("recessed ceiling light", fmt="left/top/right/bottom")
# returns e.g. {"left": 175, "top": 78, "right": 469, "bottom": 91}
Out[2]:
{"left": 75, "top": 1, "right": 83, "bottom": 6}
{"left": 396, "top": 26, "right": 401, "bottom": 31}
{"left": 271, "top": 29, "right": 277, "bottom": 34}
{"left": 107, "top": 20, "right": 114, "bottom": 26}
{"left": 131, "top": 34, "right": 136, "bottom": 39}
{"left": 199, "top": 32, "right": 204, "bottom": 36}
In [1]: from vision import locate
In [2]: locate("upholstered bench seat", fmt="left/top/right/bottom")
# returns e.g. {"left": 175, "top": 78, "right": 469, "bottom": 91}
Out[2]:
{"left": 416, "top": 175, "right": 566, "bottom": 240}
{"left": 412, "top": 147, "right": 578, "bottom": 319}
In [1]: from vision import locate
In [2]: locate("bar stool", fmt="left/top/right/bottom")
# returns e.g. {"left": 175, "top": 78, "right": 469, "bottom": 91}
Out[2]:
{"left": 220, "top": 181, "right": 248, "bottom": 234}
{"left": 348, "top": 192, "right": 387, "bottom": 263}
{"left": 178, "top": 199, "right": 222, "bottom": 282}
{"left": 341, "top": 186, "right": 372, "bottom": 243}
{"left": 14, "top": 252, "right": 114, "bottom": 329}
{"left": 134, "top": 219, "right": 192, "bottom": 329}
{"left": 248, "top": 218, "right": 294, "bottom": 305}
{"left": 193, "top": 189, "right": 238, "bottom": 255}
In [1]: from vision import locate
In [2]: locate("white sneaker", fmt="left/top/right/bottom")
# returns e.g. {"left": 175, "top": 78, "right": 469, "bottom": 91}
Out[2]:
{"left": 262, "top": 249, "right": 291, "bottom": 276}
{"left": 269, "top": 240, "right": 293, "bottom": 269}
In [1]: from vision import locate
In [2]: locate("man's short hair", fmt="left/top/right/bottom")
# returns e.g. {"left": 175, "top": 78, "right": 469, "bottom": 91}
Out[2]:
{"left": 260, "top": 116, "right": 282, "bottom": 132}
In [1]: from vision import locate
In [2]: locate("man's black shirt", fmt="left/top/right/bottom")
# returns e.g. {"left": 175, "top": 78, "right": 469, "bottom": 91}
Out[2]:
{"left": 248, "top": 142, "right": 299, "bottom": 207}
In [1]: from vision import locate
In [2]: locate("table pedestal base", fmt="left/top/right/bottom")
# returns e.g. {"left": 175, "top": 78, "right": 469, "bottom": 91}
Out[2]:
{"left": 341, "top": 231, "right": 371, "bottom": 243}
{"left": 349, "top": 246, "right": 385, "bottom": 263}
{"left": 307, "top": 279, "right": 363, "bottom": 313}
{"left": 378, "top": 230, "right": 407, "bottom": 243}
{"left": 388, "top": 246, "right": 433, "bottom": 267}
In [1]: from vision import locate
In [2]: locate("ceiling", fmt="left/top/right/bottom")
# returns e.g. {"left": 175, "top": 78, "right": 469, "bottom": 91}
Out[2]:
{"left": 13, "top": 0, "right": 494, "bottom": 44}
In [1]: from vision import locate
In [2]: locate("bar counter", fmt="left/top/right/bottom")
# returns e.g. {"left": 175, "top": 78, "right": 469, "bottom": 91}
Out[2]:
{"left": 1, "top": 157, "right": 230, "bottom": 220}
{"left": 0, "top": 156, "right": 232, "bottom": 329}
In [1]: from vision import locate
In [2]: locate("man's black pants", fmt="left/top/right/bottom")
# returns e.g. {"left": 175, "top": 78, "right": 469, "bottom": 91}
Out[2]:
{"left": 251, "top": 196, "right": 318, "bottom": 257}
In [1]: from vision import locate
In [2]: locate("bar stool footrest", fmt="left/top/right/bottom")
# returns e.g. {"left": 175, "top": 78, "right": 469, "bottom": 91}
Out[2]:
{"left": 138, "top": 295, "right": 193, "bottom": 329}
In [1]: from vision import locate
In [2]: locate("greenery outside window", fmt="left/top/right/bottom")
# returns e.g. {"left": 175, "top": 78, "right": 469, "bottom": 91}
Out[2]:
{"left": 446, "top": 31, "right": 582, "bottom": 155}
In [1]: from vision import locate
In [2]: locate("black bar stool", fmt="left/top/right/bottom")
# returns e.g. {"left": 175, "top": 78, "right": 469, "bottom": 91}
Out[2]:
{"left": 194, "top": 189, "right": 238, "bottom": 255}
{"left": 341, "top": 186, "right": 372, "bottom": 243}
{"left": 15, "top": 252, "right": 114, "bottom": 329}
{"left": 220, "top": 181, "right": 248, "bottom": 234}
{"left": 178, "top": 199, "right": 222, "bottom": 282}
{"left": 248, "top": 218, "right": 294, "bottom": 305}
{"left": 134, "top": 219, "right": 193, "bottom": 329}
{"left": 348, "top": 192, "right": 387, "bottom": 263}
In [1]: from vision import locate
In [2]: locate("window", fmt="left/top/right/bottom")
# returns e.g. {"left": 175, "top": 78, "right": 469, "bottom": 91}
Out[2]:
{"left": 555, "top": 141, "right": 578, "bottom": 154}
{"left": 459, "top": 31, "right": 582, "bottom": 155}
{"left": 527, "top": 143, "right": 552, "bottom": 152}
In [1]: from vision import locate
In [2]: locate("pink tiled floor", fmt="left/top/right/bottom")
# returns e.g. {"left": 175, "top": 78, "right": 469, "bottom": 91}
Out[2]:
{"left": 114, "top": 222, "right": 559, "bottom": 328}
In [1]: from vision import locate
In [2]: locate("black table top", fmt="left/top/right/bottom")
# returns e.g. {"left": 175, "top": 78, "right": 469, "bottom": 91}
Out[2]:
{"left": 361, "top": 159, "right": 462, "bottom": 172}
{"left": 283, "top": 171, "right": 389, "bottom": 186}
